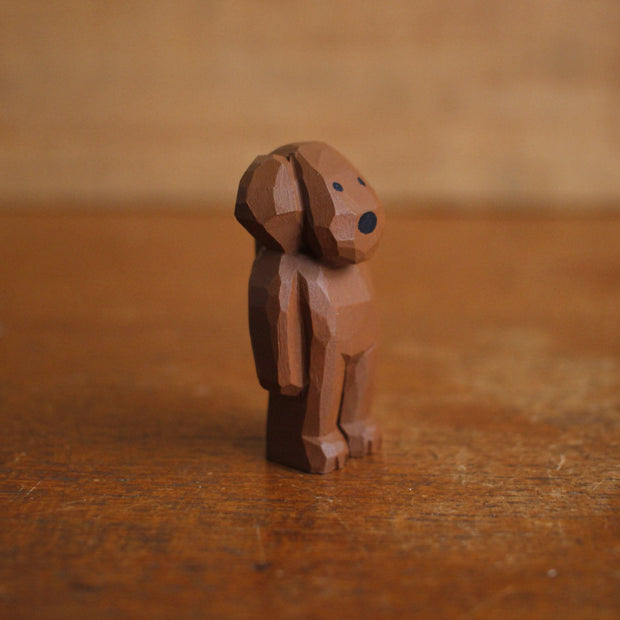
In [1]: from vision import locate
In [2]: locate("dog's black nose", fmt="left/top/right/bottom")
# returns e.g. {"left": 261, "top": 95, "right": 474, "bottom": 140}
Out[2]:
{"left": 358, "top": 211, "right": 377, "bottom": 234}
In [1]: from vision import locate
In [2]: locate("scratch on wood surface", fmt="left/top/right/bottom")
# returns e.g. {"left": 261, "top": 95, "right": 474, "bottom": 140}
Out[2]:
{"left": 590, "top": 478, "right": 616, "bottom": 491}
{"left": 547, "top": 454, "right": 567, "bottom": 478}
{"left": 24, "top": 481, "right": 41, "bottom": 497}
{"left": 57, "top": 500, "right": 89, "bottom": 510}
{"left": 12, "top": 481, "right": 41, "bottom": 500}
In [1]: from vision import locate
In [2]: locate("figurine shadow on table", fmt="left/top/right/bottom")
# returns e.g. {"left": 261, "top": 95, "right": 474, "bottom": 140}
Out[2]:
{"left": 235, "top": 142, "right": 384, "bottom": 474}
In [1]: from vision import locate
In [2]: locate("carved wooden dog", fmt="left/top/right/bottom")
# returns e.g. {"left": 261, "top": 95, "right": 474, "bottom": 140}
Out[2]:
{"left": 235, "top": 142, "right": 384, "bottom": 473}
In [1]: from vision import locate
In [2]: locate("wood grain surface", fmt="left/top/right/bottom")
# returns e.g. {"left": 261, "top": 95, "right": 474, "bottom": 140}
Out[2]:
{"left": 1, "top": 209, "right": 619, "bottom": 619}
{"left": 1, "top": 1, "right": 619, "bottom": 206}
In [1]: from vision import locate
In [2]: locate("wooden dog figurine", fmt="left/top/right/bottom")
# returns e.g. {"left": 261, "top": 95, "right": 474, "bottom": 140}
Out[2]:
{"left": 235, "top": 142, "right": 384, "bottom": 473}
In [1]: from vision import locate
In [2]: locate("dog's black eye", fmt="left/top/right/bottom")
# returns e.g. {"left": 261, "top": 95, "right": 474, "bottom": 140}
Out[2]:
{"left": 358, "top": 177, "right": 366, "bottom": 186}
{"left": 358, "top": 211, "right": 377, "bottom": 234}
{"left": 332, "top": 182, "right": 343, "bottom": 192}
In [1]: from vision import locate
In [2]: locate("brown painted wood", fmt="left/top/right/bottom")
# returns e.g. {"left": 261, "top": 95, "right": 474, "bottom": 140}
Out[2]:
{"left": 236, "top": 143, "right": 383, "bottom": 473}
{"left": 1, "top": 209, "right": 619, "bottom": 619}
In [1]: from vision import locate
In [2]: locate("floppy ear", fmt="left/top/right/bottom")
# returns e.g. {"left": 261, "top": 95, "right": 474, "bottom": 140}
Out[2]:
{"left": 235, "top": 153, "right": 304, "bottom": 253}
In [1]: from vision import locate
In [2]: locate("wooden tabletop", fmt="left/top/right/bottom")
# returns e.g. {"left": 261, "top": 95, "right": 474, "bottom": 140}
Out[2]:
{"left": 1, "top": 209, "right": 619, "bottom": 619}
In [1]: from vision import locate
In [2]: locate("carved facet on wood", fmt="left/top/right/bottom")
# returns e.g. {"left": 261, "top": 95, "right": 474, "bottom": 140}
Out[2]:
{"left": 235, "top": 142, "right": 384, "bottom": 473}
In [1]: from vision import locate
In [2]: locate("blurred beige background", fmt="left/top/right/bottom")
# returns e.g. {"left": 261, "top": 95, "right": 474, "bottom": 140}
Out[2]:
{"left": 1, "top": 1, "right": 618, "bottom": 209}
